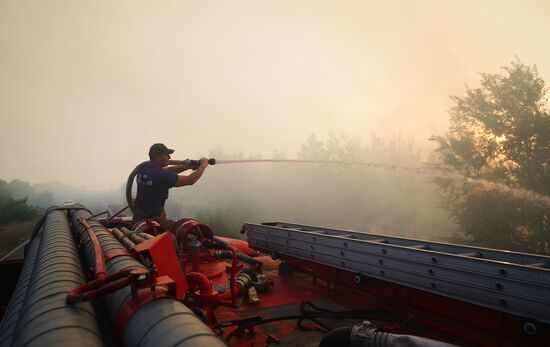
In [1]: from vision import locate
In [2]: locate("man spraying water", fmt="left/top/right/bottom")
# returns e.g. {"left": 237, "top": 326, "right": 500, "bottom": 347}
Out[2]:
{"left": 133, "top": 143, "right": 209, "bottom": 231}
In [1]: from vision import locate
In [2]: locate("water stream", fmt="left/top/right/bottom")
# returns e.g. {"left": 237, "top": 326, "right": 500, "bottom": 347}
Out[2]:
{"left": 215, "top": 159, "right": 421, "bottom": 172}
{"left": 215, "top": 158, "right": 550, "bottom": 208}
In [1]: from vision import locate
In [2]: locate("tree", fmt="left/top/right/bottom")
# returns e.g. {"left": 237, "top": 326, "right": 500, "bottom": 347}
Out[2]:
{"left": 0, "top": 197, "right": 40, "bottom": 226}
{"left": 431, "top": 59, "right": 550, "bottom": 254}
{"left": 0, "top": 179, "right": 41, "bottom": 226}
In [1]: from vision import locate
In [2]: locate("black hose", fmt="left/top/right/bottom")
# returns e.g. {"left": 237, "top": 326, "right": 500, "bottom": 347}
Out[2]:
{"left": 112, "top": 228, "right": 136, "bottom": 249}
{"left": 120, "top": 226, "right": 146, "bottom": 244}
{"left": 126, "top": 227, "right": 150, "bottom": 242}
{"left": 215, "top": 250, "right": 263, "bottom": 269}
{"left": 71, "top": 208, "right": 227, "bottom": 347}
{"left": 29, "top": 203, "right": 91, "bottom": 240}
{"left": 212, "top": 237, "right": 263, "bottom": 270}
{"left": 318, "top": 327, "right": 352, "bottom": 347}
{"left": 0, "top": 225, "right": 42, "bottom": 346}
{"left": 126, "top": 159, "right": 215, "bottom": 215}
{"left": 138, "top": 232, "right": 154, "bottom": 240}
{"left": 220, "top": 300, "right": 402, "bottom": 343}
{"left": 0, "top": 209, "right": 103, "bottom": 347}
{"left": 319, "top": 322, "right": 460, "bottom": 347}
{"left": 126, "top": 161, "right": 150, "bottom": 215}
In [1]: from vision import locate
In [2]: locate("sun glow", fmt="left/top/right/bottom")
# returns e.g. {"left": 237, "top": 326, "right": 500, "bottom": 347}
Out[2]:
{"left": 496, "top": 135, "right": 507, "bottom": 143}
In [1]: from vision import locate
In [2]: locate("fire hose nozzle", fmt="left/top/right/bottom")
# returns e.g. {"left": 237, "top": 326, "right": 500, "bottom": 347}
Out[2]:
{"left": 173, "top": 158, "right": 216, "bottom": 169}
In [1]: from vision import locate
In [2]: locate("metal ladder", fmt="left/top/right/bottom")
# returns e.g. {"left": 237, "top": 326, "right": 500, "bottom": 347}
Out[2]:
{"left": 243, "top": 221, "right": 550, "bottom": 323}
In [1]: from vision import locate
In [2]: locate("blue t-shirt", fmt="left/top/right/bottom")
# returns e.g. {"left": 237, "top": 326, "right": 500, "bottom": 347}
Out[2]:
{"left": 135, "top": 164, "right": 178, "bottom": 217}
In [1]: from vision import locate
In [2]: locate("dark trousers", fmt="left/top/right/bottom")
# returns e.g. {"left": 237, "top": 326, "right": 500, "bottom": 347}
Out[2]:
{"left": 133, "top": 208, "right": 175, "bottom": 232}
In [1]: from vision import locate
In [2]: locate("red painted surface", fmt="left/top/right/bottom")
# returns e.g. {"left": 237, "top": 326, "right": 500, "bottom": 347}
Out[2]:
{"left": 178, "top": 247, "right": 549, "bottom": 347}
{"left": 244, "top": 251, "right": 550, "bottom": 347}
{"left": 104, "top": 249, "right": 131, "bottom": 261}
{"left": 67, "top": 268, "right": 135, "bottom": 304}
{"left": 173, "top": 218, "right": 214, "bottom": 251}
{"left": 132, "top": 231, "right": 189, "bottom": 297}
{"left": 67, "top": 228, "right": 186, "bottom": 306}
{"left": 10, "top": 214, "right": 546, "bottom": 346}
{"left": 114, "top": 274, "right": 177, "bottom": 339}
{"left": 80, "top": 218, "right": 106, "bottom": 278}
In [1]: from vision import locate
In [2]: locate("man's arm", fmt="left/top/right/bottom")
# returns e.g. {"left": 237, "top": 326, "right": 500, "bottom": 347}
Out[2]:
{"left": 175, "top": 158, "right": 209, "bottom": 187}
{"left": 164, "top": 164, "right": 194, "bottom": 174}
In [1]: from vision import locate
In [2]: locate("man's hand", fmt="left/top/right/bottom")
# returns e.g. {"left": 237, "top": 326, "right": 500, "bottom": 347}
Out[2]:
{"left": 199, "top": 157, "right": 209, "bottom": 169}
{"left": 175, "top": 157, "right": 209, "bottom": 187}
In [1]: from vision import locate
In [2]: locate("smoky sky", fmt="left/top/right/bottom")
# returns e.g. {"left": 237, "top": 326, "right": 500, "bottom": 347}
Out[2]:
{"left": 1, "top": 0, "right": 550, "bottom": 188}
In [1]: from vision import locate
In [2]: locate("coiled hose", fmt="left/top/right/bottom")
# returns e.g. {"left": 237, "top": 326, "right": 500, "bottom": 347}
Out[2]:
{"left": 70, "top": 208, "right": 227, "bottom": 347}
{"left": 0, "top": 208, "right": 103, "bottom": 347}
{"left": 211, "top": 237, "right": 263, "bottom": 270}
{"left": 126, "top": 159, "right": 214, "bottom": 215}
{"left": 126, "top": 161, "right": 150, "bottom": 215}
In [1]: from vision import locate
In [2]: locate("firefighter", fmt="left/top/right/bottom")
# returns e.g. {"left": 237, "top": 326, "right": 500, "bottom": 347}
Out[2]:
{"left": 133, "top": 143, "right": 208, "bottom": 231}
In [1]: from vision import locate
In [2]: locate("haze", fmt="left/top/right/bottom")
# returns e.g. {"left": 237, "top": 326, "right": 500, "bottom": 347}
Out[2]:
{"left": 1, "top": 0, "right": 550, "bottom": 189}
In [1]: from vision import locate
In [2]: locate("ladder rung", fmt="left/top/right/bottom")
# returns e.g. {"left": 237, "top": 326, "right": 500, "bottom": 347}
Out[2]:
{"left": 528, "top": 262, "right": 550, "bottom": 268}
{"left": 264, "top": 223, "right": 550, "bottom": 268}
{"left": 459, "top": 252, "right": 483, "bottom": 258}
{"left": 408, "top": 244, "right": 429, "bottom": 250}
{"left": 290, "top": 227, "right": 320, "bottom": 232}
{"left": 368, "top": 239, "right": 388, "bottom": 243}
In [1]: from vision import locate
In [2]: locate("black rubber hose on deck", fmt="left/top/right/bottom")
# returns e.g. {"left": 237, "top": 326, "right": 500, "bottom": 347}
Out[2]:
{"left": 318, "top": 327, "right": 352, "bottom": 347}
{"left": 120, "top": 227, "right": 146, "bottom": 244}
{"left": 212, "top": 237, "right": 263, "bottom": 270}
{"left": 0, "top": 226, "right": 42, "bottom": 346}
{"left": 319, "top": 325, "right": 459, "bottom": 347}
{"left": 0, "top": 209, "right": 104, "bottom": 347}
{"left": 112, "top": 228, "right": 136, "bottom": 249}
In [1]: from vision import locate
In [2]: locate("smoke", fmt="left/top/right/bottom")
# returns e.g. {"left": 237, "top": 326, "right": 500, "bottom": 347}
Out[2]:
{"left": 2, "top": 1, "right": 550, "bottom": 187}
{"left": 163, "top": 134, "right": 453, "bottom": 240}
{"left": 1, "top": 1, "right": 550, "bottom": 250}
{"left": 163, "top": 140, "right": 550, "bottom": 240}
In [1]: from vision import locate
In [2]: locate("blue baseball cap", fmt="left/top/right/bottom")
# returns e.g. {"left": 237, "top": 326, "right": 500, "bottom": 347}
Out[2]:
{"left": 149, "top": 143, "right": 174, "bottom": 160}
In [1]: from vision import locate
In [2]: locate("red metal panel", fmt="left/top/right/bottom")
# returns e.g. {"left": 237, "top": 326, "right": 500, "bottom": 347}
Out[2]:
{"left": 272, "top": 253, "right": 549, "bottom": 347}
{"left": 132, "top": 231, "right": 188, "bottom": 297}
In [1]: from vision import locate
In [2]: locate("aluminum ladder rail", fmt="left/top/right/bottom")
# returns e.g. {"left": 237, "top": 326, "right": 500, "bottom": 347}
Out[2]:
{"left": 243, "top": 222, "right": 550, "bottom": 324}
